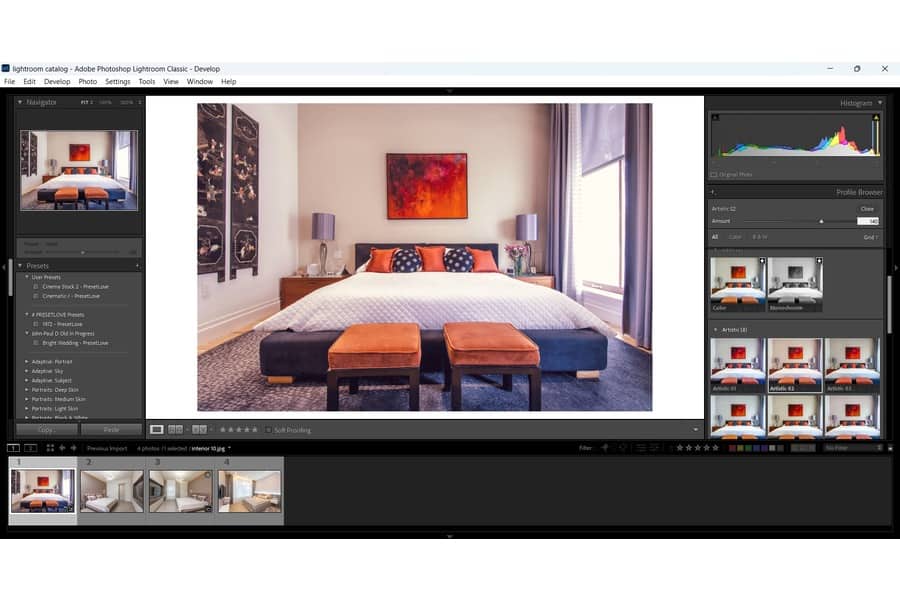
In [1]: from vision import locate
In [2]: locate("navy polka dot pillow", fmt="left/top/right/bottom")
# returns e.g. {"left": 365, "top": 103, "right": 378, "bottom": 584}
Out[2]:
{"left": 443, "top": 247, "right": 474, "bottom": 272}
{"left": 391, "top": 248, "right": 422, "bottom": 272}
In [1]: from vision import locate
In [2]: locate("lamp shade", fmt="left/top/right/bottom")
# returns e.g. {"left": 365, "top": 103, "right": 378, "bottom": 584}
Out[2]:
{"left": 311, "top": 212, "right": 335, "bottom": 241}
{"left": 516, "top": 213, "right": 538, "bottom": 241}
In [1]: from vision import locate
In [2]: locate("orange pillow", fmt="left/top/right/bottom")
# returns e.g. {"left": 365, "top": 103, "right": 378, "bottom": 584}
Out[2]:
{"left": 416, "top": 246, "right": 446, "bottom": 272}
{"left": 467, "top": 247, "right": 499, "bottom": 272}
{"left": 368, "top": 247, "right": 397, "bottom": 273}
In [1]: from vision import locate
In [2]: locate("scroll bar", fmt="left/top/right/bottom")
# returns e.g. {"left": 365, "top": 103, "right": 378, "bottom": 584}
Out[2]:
{"left": 888, "top": 276, "right": 893, "bottom": 334}
{"left": 7, "top": 259, "right": 12, "bottom": 297}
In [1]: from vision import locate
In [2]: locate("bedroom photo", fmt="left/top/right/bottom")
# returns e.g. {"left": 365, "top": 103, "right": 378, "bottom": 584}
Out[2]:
{"left": 148, "top": 471, "right": 212, "bottom": 513}
{"left": 19, "top": 129, "right": 139, "bottom": 211}
{"left": 217, "top": 470, "right": 282, "bottom": 513}
{"left": 196, "top": 102, "right": 654, "bottom": 413}
{"left": 9, "top": 469, "right": 76, "bottom": 513}
{"left": 80, "top": 470, "right": 144, "bottom": 513}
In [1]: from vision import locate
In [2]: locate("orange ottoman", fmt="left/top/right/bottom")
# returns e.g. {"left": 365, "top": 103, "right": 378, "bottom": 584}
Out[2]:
{"left": 326, "top": 323, "right": 421, "bottom": 411}
{"left": 442, "top": 322, "right": 541, "bottom": 411}
{"left": 84, "top": 186, "right": 110, "bottom": 210}
{"left": 54, "top": 186, "right": 79, "bottom": 210}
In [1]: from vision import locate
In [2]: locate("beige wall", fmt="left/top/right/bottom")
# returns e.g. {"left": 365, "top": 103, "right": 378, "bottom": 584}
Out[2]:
{"left": 825, "top": 338, "right": 877, "bottom": 367}
{"left": 24, "top": 469, "right": 60, "bottom": 491}
{"left": 825, "top": 395, "right": 876, "bottom": 422}
{"left": 710, "top": 256, "right": 763, "bottom": 287}
{"left": 769, "top": 395, "right": 821, "bottom": 426}
{"left": 46, "top": 130, "right": 114, "bottom": 168}
{"left": 711, "top": 395, "right": 763, "bottom": 425}
{"left": 769, "top": 338, "right": 822, "bottom": 368}
{"left": 255, "top": 472, "right": 281, "bottom": 495}
{"left": 296, "top": 103, "right": 550, "bottom": 273}
{"left": 188, "top": 472, "right": 213, "bottom": 497}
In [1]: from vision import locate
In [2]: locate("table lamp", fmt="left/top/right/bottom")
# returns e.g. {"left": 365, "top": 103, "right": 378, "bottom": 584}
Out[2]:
{"left": 516, "top": 213, "right": 538, "bottom": 271}
{"left": 311, "top": 213, "right": 335, "bottom": 272}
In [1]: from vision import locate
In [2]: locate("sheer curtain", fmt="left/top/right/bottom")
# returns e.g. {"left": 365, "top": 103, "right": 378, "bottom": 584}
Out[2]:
{"left": 232, "top": 476, "right": 253, "bottom": 500}
{"left": 546, "top": 104, "right": 583, "bottom": 301}
{"left": 61, "top": 470, "right": 72, "bottom": 501}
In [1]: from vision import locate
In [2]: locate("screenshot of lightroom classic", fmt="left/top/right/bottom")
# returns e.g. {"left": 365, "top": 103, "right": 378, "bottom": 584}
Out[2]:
{"left": 2, "top": 63, "right": 895, "bottom": 535}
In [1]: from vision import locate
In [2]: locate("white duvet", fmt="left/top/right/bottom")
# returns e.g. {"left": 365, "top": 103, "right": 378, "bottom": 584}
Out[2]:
{"left": 174, "top": 497, "right": 207, "bottom": 513}
{"left": 768, "top": 425, "right": 823, "bottom": 438}
{"left": 825, "top": 367, "right": 880, "bottom": 381}
{"left": 825, "top": 425, "right": 880, "bottom": 438}
{"left": 769, "top": 367, "right": 822, "bottom": 381}
{"left": 256, "top": 272, "right": 612, "bottom": 335}
{"left": 710, "top": 367, "right": 766, "bottom": 382}
{"left": 86, "top": 497, "right": 118, "bottom": 513}
{"left": 768, "top": 287, "right": 822, "bottom": 300}
{"left": 711, "top": 287, "right": 765, "bottom": 300}
{"left": 38, "top": 173, "right": 127, "bottom": 190}
{"left": 710, "top": 425, "right": 766, "bottom": 439}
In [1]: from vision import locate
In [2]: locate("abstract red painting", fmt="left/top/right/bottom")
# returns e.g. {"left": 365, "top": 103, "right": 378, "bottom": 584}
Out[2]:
{"left": 788, "top": 346, "right": 803, "bottom": 360}
{"left": 387, "top": 153, "right": 467, "bottom": 219}
{"left": 731, "top": 404, "right": 747, "bottom": 417}
{"left": 37, "top": 476, "right": 49, "bottom": 487}
{"left": 731, "top": 346, "right": 746, "bottom": 359}
{"left": 788, "top": 403, "right": 803, "bottom": 417}
{"left": 69, "top": 144, "right": 91, "bottom": 161}
{"left": 845, "top": 346, "right": 861, "bottom": 360}
{"left": 845, "top": 404, "right": 861, "bottom": 417}
{"left": 731, "top": 266, "right": 746, "bottom": 279}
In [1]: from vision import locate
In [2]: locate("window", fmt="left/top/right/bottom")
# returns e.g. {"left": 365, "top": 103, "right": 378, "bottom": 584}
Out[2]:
{"left": 115, "top": 139, "right": 131, "bottom": 186}
{"left": 579, "top": 158, "right": 625, "bottom": 293}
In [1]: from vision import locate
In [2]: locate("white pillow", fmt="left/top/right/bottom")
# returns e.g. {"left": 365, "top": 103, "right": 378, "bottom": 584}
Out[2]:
{"left": 356, "top": 259, "right": 370, "bottom": 273}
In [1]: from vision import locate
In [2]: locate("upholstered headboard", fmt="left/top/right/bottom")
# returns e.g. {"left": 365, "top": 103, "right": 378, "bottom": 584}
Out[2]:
{"left": 354, "top": 243, "right": 499, "bottom": 270}
{"left": 60, "top": 166, "right": 99, "bottom": 175}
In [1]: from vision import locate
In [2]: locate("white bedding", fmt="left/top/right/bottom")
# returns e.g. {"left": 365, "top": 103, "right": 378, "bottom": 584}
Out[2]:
{"left": 38, "top": 173, "right": 127, "bottom": 190}
{"left": 174, "top": 497, "right": 208, "bottom": 513}
{"left": 710, "top": 367, "right": 766, "bottom": 382}
{"left": 86, "top": 497, "right": 118, "bottom": 513}
{"left": 22, "top": 492, "right": 68, "bottom": 503}
{"left": 256, "top": 272, "right": 612, "bottom": 335}
{"left": 769, "top": 367, "right": 822, "bottom": 381}
{"left": 711, "top": 287, "right": 765, "bottom": 300}
{"left": 825, "top": 425, "right": 880, "bottom": 438}
{"left": 768, "top": 425, "right": 823, "bottom": 438}
{"left": 824, "top": 367, "right": 880, "bottom": 381}
{"left": 768, "top": 287, "right": 822, "bottom": 300}
{"left": 710, "top": 425, "right": 766, "bottom": 439}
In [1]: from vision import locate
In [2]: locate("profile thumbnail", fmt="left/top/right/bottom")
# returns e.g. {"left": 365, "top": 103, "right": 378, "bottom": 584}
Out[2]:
{"left": 709, "top": 395, "right": 766, "bottom": 439}
{"left": 709, "top": 257, "right": 766, "bottom": 312}
{"left": 766, "top": 257, "right": 823, "bottom": 312}
{"left": 19, "top": 130, "right": 139, "bottom": 211}
{"left": 824, "top": 395, "right": 881, "bottom": 439}
{"left": 824, "top": 338, "right": 880, "bottom": 393}
{"left": 80, "top": 470, "right": 144, "bottom": 513}
{"left": 148, "top": 471, "right": 212, "bottom": 513}
{"left": 767, "top": 338, "right": 823, "bottom": 393}
{"left": 217, "top": 471, "right": 282, "bottom": 513}
{"left": 709, "top": 338, "right": 766, "bottom": 393}
{"left": 767, "top": 395, "right": 823, "bottom": 439}
{"left": 9, "top": 469, "right": 76, "bottom": 513}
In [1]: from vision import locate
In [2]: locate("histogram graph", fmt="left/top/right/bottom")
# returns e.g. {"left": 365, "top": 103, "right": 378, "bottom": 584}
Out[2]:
{"left": 707, "top": 111, "right": 884, "bottom": 182}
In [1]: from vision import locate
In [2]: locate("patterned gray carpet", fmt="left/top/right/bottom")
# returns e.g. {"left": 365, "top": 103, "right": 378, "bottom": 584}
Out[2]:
{"left": 198, "top": 331, "right": 652, "bottom": 412}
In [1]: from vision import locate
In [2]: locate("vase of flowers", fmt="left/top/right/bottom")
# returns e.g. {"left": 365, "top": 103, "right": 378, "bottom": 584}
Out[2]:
{"left": 505, "top": 243, "right": 529, "bottom": 277}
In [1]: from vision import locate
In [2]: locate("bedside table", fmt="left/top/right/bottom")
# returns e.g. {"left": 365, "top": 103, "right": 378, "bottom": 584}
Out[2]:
{"left": 513, "top": 273, "right": 555, "bottom": 289}
{"left": 42, "top": 174, "right": 56, "bottom": 183}
{"left": 280, "top": 275, "right": 349, "bottom": 308}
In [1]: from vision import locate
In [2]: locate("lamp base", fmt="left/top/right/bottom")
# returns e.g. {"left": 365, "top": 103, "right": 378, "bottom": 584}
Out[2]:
{"left": 319, "top": 242, "right": 328, "bottom": 274}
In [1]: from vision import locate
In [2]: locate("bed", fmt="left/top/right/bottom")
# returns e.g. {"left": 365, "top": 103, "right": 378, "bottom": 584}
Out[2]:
{"left": 825, "top": 422, "right": 881, "bottom": 439}
{"left": 19, "top": 492, "right": 71, "bottom": 512}
{"left": 710, "top": 362, "right": 766, "bottom": 385}
{"left": 85, "top": 496, "right": 118, "bottom": 513}
{"left": 710, "top": 422, "right": 766, "bottom": 439}
{"left": 174, "top": 497, "right": 209, "bottom": 513}
{"left": 36, "top": 172, "right": 128, "bottom": 203}
{"left": 257, "top": 243, "right": 609, "bottom": 378}
{"left": 768, "top": 422, "right": 823, "bottom": 439}
{"left": 769, "top": 363, "right": 822, "bottom": 385}
{"left": 710, "top": 283, "right": 766, "bottom": 304}
{"left": 825, "top": 363, "right": 880, "bottom": 385}
{"left": 242, "top": 495, "right": 274, "bottom": 512}
{"left": 768, "top": 283, "right": 823, "bottom": 304}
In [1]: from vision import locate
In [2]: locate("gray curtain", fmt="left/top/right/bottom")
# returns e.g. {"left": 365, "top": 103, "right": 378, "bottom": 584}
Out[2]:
{"left": 623, "top": 104, "right": 653, "bottom": 349}
{"left": 581, "top": 104, "right": 625, "bottom": 174}
{"left": 546, "top": 104, "right": 579, "bottom": 299}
